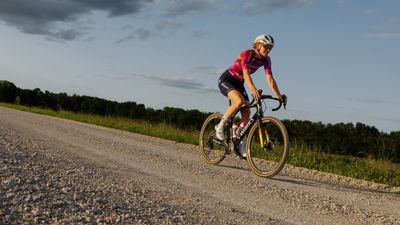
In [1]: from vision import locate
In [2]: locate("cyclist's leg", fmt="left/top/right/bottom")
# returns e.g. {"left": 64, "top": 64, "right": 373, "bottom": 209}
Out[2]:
{"left": 214, "top": 90, "right": 245, "bottom": 140}
{"left": 225, "top": 90, "right": 246, "bottom": 119}
{"left": 218, "top": 70, "right": 248, "bottom": 118}
{"left": 216, "top": 71, "right": 246, "bottom": 140}
{"left": 236, "top": 86, "right": 249, "bottom": 159}
{"left": 227, "top": 91, "right": 248, "bottom": 159}
{"left": 237, "top": 101, "right": 249, "bottom": 159}
{"left": 238, "top": 84, "right": 250, "bottom": 127}
{"left": 239, "top": 105, "right": 250, "bottom": 126}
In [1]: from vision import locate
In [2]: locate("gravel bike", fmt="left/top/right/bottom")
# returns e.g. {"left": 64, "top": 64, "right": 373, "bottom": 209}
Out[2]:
{"left": 199, "top": 90, "right": 289, "bottom": 178}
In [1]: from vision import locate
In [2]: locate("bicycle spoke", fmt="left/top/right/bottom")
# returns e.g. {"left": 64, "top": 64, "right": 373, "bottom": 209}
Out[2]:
{"left": 246, "top": 117, "right": 289, "bottom": 178}
{"left": 199, "top": 114, "right": 226, "bottom": 165}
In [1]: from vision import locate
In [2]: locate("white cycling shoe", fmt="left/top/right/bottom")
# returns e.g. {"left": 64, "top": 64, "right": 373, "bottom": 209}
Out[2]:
{"left": 215, "top": 125, "right": 225, "bottom": 141}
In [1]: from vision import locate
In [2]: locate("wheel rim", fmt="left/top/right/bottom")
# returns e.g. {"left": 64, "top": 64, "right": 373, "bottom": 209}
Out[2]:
{"left": 199, "top": 114, "right": 226, "bottom": 164}
{"left": 246, "top": 117, "right": 288, "bottom": 177}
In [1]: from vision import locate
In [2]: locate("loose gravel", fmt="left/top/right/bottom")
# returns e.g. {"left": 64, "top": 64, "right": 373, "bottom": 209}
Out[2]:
{"left": 1, "top": 106, "right": 399, "bottom": 225}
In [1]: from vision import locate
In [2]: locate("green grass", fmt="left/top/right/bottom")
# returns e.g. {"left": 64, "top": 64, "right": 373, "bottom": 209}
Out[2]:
{"left": 289, "top": 142, "right": 400, "bottom": 186}
{"left": 1, "top": 102, "right": 399, "bottom": 186}
{"left": 0, "top": 103, "right": 198, "bottom": 145}
{"left": 247, "top": 136, "right": 400, "bottom": 186}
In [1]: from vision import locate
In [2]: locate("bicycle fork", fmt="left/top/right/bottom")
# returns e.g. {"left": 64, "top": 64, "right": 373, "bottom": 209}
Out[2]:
{"left": 257, "top": 120, "right": 273, "bottom": 152}
{"left": 258, "top": 127, "right": 271, "bottom": 145}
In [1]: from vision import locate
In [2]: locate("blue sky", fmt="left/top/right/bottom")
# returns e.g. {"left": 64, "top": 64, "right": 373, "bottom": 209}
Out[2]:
{"left": 0, "top": 0, "right": 399, "bottom": 133}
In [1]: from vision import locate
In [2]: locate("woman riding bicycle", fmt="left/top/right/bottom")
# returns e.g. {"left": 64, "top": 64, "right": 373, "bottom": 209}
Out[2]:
{"left": 216, "top": 34, "right": 287, "bottom": 158}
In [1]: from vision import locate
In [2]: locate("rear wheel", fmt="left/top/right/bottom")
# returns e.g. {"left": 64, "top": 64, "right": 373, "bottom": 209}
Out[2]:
{"left": 199, "top": 113, "right": 226, "bottom": 165}
{"left": 246, "top": 116, "right": 289, "bottom": 178}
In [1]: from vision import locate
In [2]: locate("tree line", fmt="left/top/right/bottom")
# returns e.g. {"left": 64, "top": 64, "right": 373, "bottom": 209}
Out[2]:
{"left": 1, "top": 80, "right": 399, "bottom": 163}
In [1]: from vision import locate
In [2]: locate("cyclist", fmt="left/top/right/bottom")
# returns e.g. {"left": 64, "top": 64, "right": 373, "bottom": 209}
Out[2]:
{"left": 216, "top": 34, "right": 287, "bottom": 158}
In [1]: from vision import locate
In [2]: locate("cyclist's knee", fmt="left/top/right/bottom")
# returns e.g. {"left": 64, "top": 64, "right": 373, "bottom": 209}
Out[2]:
{"left": 232, "top": 99, "right": 245, "bottom": 108}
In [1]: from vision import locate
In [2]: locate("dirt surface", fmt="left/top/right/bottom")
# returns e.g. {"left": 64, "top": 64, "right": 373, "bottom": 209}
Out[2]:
{"left": 1, "top": 106, "right": 399, "bottom": 225}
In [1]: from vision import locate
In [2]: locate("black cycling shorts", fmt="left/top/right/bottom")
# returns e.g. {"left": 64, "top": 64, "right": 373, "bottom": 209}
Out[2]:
{"left": 218, "top": 70, "right": 249, "bottom": 101}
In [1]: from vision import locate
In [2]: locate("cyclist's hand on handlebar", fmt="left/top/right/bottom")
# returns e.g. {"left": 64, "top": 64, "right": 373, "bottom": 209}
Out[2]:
{"left": 279, "top": 94, "right": 287, "bottom": 108}
{"left": 251, "top": 89, "right": 261, "bottom": 101}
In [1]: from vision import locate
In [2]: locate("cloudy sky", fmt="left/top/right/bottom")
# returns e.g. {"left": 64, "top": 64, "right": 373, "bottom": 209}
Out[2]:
{"left": 0, "top": 0, "right": 399, "bottom": 133}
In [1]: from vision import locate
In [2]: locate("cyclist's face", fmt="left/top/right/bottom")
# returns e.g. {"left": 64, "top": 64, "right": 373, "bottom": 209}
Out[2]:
{"left": 259, "top": 44, "right": 272, "bottom": 57}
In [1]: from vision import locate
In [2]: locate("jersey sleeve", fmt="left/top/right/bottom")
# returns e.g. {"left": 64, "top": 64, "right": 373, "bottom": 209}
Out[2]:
{"left": 264, "top": 56, "right": 272, "bottom": 76}
{"left": 240, "top": 50, "right": 251, "bottom": 72}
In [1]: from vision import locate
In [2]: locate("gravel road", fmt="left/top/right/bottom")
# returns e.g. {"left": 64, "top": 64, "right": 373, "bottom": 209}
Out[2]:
{"left": 1, "top": 106, "right": 399, "bottom": 225}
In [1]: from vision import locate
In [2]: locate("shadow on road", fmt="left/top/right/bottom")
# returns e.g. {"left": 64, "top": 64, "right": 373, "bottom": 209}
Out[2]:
{"left": 272, "top": 174, "right": 400, "bottom": 197}
{"left": 216, "top": 162, "right": 400, "bottom": 197}
{"left": 218, "top": 164, "right": 249, "bottom": 172}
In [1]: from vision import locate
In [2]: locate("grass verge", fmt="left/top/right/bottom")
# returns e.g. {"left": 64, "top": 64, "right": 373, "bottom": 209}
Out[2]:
{"left": 289, "top": 143, "right": 400, "bottom": 186}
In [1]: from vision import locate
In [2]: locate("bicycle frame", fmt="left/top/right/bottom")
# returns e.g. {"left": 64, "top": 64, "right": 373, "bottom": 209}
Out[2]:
{"left": 227, "top": 99, "right": 265, "bottom": 147}
{"left": 226, "top": 92, "right": 283, "bottom": 151}
{"left": 199, "top": 90, "right": 288, "bottom": 177}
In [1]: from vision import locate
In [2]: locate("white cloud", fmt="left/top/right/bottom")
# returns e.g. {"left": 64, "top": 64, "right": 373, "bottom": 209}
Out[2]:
{"left": 191, "top": 65, "right": 222, "bottom": 75}
{"left": 137, "top": 74, "right": 219, "bottom": 93}
{"left": 116, "top": 27, "right": 152, "bottom": 43}
{"left": 154, "top": 19, "right": 184, "bottom": 35}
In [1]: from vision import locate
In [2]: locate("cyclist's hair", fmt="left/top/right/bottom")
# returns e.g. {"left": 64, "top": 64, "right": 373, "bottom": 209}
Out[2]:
{"left": 252, "top": 42, "right": 263, "bottom": 50}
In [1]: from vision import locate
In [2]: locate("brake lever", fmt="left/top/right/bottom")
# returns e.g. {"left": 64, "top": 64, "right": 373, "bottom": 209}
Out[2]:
{"left": 282, "top": 94, "right": 287, "bottom": 110}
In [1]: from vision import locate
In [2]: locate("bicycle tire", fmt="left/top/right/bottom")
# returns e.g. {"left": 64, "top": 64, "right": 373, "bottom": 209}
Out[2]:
{"left": 246, "top": 116, "right": 289, "bottom": 178}
{"left": 199, "top": 113, "right": 226, "bottom": 165}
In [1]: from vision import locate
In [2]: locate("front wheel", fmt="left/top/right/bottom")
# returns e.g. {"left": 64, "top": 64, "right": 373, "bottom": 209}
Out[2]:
{"left": 246, "top": 116, "right": 289, "bottom": 178}
{"left": 199, "top": 113, "right": 226, "bottom": 165}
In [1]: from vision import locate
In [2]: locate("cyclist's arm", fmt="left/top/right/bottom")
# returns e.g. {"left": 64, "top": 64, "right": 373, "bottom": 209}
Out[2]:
{"left": 264, "top": 58, "right": 284, "bottom": 102}
{"left": 243, "top": 69, "right": 260, "bottom": 100}
{"left": 241, "top": 51, "right": 260, "bottom": 100}
{"left": 266, "top": 73, "right": 283, "bottom": 100}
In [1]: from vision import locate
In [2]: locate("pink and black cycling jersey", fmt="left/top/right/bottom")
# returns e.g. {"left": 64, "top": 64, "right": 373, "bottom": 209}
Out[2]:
{"left": 228, "top": 49, "right": 272, "bottom": 81}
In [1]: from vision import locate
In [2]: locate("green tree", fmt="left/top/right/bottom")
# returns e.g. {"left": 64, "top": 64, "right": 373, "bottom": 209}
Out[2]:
{"left": 0, "top": 80, "right": 19, "bottom": 103}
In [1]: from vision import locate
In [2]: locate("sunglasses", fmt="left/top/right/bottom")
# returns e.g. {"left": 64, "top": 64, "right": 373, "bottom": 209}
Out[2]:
{"left": 263, "top": 45, "right": 273, "bottom": 50}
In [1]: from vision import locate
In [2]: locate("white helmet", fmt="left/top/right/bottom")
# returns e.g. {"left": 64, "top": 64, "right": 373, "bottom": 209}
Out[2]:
{"left": 253, "top": 34, "right": 274, "bottom": 47}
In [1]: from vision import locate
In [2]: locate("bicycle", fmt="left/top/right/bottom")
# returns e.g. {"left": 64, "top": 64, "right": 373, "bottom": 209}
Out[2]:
{"left": 199, "top": 90, "right": 289, "bottom": 178}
